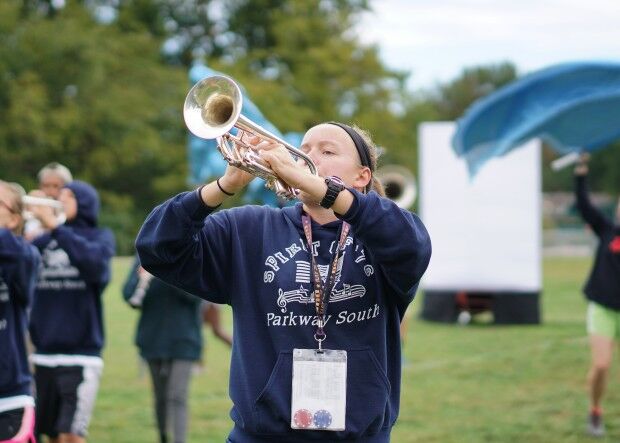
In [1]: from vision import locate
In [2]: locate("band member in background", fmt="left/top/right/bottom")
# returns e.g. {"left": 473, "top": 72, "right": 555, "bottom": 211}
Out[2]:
{"left": 0, "top": 181, "right": 40, "bottom": 443}
{"left": 28, "top": 180, "right": 115, "bottom": 443}
{"left": 37, "top": 163, "right": 73, "bottom": 200}
{"left": 123, "top": 255, "right": 203, "bottom": 443}
{"left": 137, "top": 122, "right": 431, "bottom": 442}
{"left": 574, "top": 154, "right": 620, "bottom": 438}
{"left": 24, "top": 163, "right": 73, "bottom": 242}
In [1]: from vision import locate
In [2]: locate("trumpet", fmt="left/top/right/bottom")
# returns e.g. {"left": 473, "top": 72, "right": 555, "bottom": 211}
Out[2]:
{"left": 375, "top": 166, "right": 417, "bottom": 209}
{"left": 22, "top": 195, "right": 66, "bottom": 224}
{"left": 183, "top": 75, "right": 318, "bottom": 199}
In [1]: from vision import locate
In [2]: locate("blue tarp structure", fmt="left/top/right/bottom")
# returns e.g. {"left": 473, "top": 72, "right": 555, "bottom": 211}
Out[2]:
{"left": 187, "top": 62, "right": 302, "bottom": 206}
{"left": 452, "top": 61, "right": 620, "bottom": 175}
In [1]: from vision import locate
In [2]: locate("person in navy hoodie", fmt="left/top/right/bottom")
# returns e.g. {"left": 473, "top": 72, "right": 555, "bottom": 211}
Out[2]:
{"left": 137, "top": 122, "right": 432, "bottom": 442}
{"left": 574, "top": 155, "right": 620, "bottom": 438}
{"left": 28, "top": 180, "right": 115, "bottom": 443}
{"left": 0, "top": 180, "right": 40, "bottom": 442}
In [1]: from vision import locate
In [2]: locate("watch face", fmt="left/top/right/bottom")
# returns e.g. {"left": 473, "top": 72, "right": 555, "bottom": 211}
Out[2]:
{"left": 327, "top": 176, "right": 345, "bottom": 187}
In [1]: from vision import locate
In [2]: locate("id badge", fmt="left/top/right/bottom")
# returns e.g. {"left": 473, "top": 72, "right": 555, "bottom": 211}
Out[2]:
{"left": 291, "top": 348, "right": 347, "bottom": 431}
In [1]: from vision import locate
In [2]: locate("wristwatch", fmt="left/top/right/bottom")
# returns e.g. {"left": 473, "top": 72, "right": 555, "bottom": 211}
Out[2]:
{"left": 320, "top": 176, "right": 346, "bottom": 209}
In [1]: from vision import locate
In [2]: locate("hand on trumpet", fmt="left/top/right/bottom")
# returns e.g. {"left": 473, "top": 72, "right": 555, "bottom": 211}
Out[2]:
{"left": 219, "top": 131, "right": 305, "bottom": 194}
{"left": 25, "top": 190, "right": 62, "bottom": 230}
{"left": 218, "top": 131, "right": 256, "bottom": 194}
{"left": 255, "top": 137, "right": 311, "bottom": 192}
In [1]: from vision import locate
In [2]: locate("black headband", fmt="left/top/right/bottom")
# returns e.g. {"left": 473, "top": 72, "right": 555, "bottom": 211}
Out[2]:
{"left": 328, "top": 122, "right": 374, "bottom": 172}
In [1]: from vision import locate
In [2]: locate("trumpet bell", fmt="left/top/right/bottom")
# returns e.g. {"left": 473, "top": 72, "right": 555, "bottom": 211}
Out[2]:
{"left": 184, "top": 76, "right": 243, "bottom": 139}
{"left": 375, "top": 165, "right": 417, "bottom": 209}
{"left": 182, "top": 75, "right": 317, "bottom": 200}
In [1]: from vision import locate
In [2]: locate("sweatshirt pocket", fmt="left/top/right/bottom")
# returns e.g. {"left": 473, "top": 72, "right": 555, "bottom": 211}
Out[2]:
{"left": 253, "top": 351, "right": 293, "bottom": 435}
{"left": 252, "top": 348, "right": 391, "bottom": 438}
{"left": 343, "top": 348, "right": 392, "bottom": 436}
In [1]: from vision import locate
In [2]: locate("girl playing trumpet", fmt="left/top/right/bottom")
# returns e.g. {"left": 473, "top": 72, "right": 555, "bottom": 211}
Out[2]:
{"left": 0, "top": 180, "right": 40, "bottom": 443}
{"left": 137, "top": 123, "right": 431, "bottom": 442}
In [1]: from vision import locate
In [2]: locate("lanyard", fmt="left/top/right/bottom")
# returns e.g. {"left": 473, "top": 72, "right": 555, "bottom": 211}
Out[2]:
{"left": 301, "top": 214, "right": 350, "bottom": 351}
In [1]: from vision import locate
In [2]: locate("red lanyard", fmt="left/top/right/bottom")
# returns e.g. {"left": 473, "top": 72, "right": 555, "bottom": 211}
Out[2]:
{"left": 301, "top": 215, "right": 350, "bottom": 351}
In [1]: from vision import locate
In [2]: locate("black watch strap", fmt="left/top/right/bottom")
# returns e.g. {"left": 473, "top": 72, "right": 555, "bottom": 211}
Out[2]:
{"left": 320, "top": 176, "right": 345, "bottom": 209}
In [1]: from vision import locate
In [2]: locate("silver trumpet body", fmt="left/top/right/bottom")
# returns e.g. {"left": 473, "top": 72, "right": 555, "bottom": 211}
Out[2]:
{"left": 183, "top": 75, "right": 317, "bottom": 199}
{"left": 22, "top": 195, "right": 66, "bottom": 224}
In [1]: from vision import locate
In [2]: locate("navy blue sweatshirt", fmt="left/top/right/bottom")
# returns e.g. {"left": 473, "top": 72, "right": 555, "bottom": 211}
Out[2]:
{"left": 29, "top": 181, "right": 115, "bottom": 357}
{"left": 136, "top": 189, "right": 431, "bottom": 442}
{"left": 0, "top": 229, "right": 40, "bottom": 399}
{"left": 123, "top": 256, "right": 203, "bottom": 361}
{"left": 575, "top": 175, "right": 620, "bottom": 310}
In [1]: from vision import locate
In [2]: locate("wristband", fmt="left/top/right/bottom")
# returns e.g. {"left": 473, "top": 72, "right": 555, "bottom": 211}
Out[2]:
{"left": 216, "top": 178, "right": 235, "bottom": 196}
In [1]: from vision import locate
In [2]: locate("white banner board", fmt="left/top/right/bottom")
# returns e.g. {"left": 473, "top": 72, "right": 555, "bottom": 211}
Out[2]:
{"left": 419, "top": 122, "right": 541, "bottom": 292}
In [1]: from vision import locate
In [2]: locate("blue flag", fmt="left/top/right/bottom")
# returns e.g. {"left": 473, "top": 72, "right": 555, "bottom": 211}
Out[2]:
{"left": 452, "top": 61, "right": 620, "bottom": 175}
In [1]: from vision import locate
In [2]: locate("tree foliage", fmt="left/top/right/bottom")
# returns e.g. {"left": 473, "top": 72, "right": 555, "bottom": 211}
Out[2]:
{"left": 429, "top": 62, "right": 518, "bottom": 120}
{"left": 1, "top": 0, "right": 618, "bottom": 253}
{"left": 222, "top": 0, "right": 414, "bottom": 173}
{"left": 0, "top": 0, "right": 188, "bottom": 253}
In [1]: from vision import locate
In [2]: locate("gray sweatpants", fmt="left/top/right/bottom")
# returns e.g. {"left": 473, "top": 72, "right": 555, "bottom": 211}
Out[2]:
{"left": 147, "top": 359, "right": 194, "bottom": 443}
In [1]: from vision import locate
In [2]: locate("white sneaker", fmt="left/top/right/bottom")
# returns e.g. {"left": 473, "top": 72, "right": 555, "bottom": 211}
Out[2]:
{"left": 587, "top": 412, "right": 605, "bottom": 438}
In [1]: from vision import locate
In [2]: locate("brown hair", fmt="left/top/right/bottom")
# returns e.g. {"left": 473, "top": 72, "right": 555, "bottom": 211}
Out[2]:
{"left": 350, "top": 125, "right": 385, "bottom": 197}
{"left": 0, "top": 180, "right": 25, "bottom": 235}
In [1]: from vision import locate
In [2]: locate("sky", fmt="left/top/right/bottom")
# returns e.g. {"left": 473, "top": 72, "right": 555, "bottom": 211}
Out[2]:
{"left": 358, "top": 0, "right": 620, "bottom": 90}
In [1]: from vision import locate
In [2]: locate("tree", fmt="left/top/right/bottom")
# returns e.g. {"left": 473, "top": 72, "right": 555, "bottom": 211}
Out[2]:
{"left": 220, "top": 0, "right": 414, "bottom": 172}
{"left": 0, "top": 1, "right": 188, "bottom": 253}
{"left": 429, "top": 62, "right": 518, "bottom": 120}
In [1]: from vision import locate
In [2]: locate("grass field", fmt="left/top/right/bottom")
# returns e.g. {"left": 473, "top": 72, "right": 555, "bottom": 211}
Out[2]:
{"left": 88, "top": 256, "right": 619, "bottom": 442}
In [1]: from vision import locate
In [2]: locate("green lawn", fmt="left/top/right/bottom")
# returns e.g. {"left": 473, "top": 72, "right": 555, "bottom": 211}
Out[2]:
{"left": 89, "top": 256, "right": 619, "bottom": 442}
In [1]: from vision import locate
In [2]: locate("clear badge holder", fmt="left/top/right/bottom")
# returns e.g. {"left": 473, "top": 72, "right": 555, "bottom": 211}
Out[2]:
{"left": 291, "top": 348, "right": 347, "bottom": 431}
